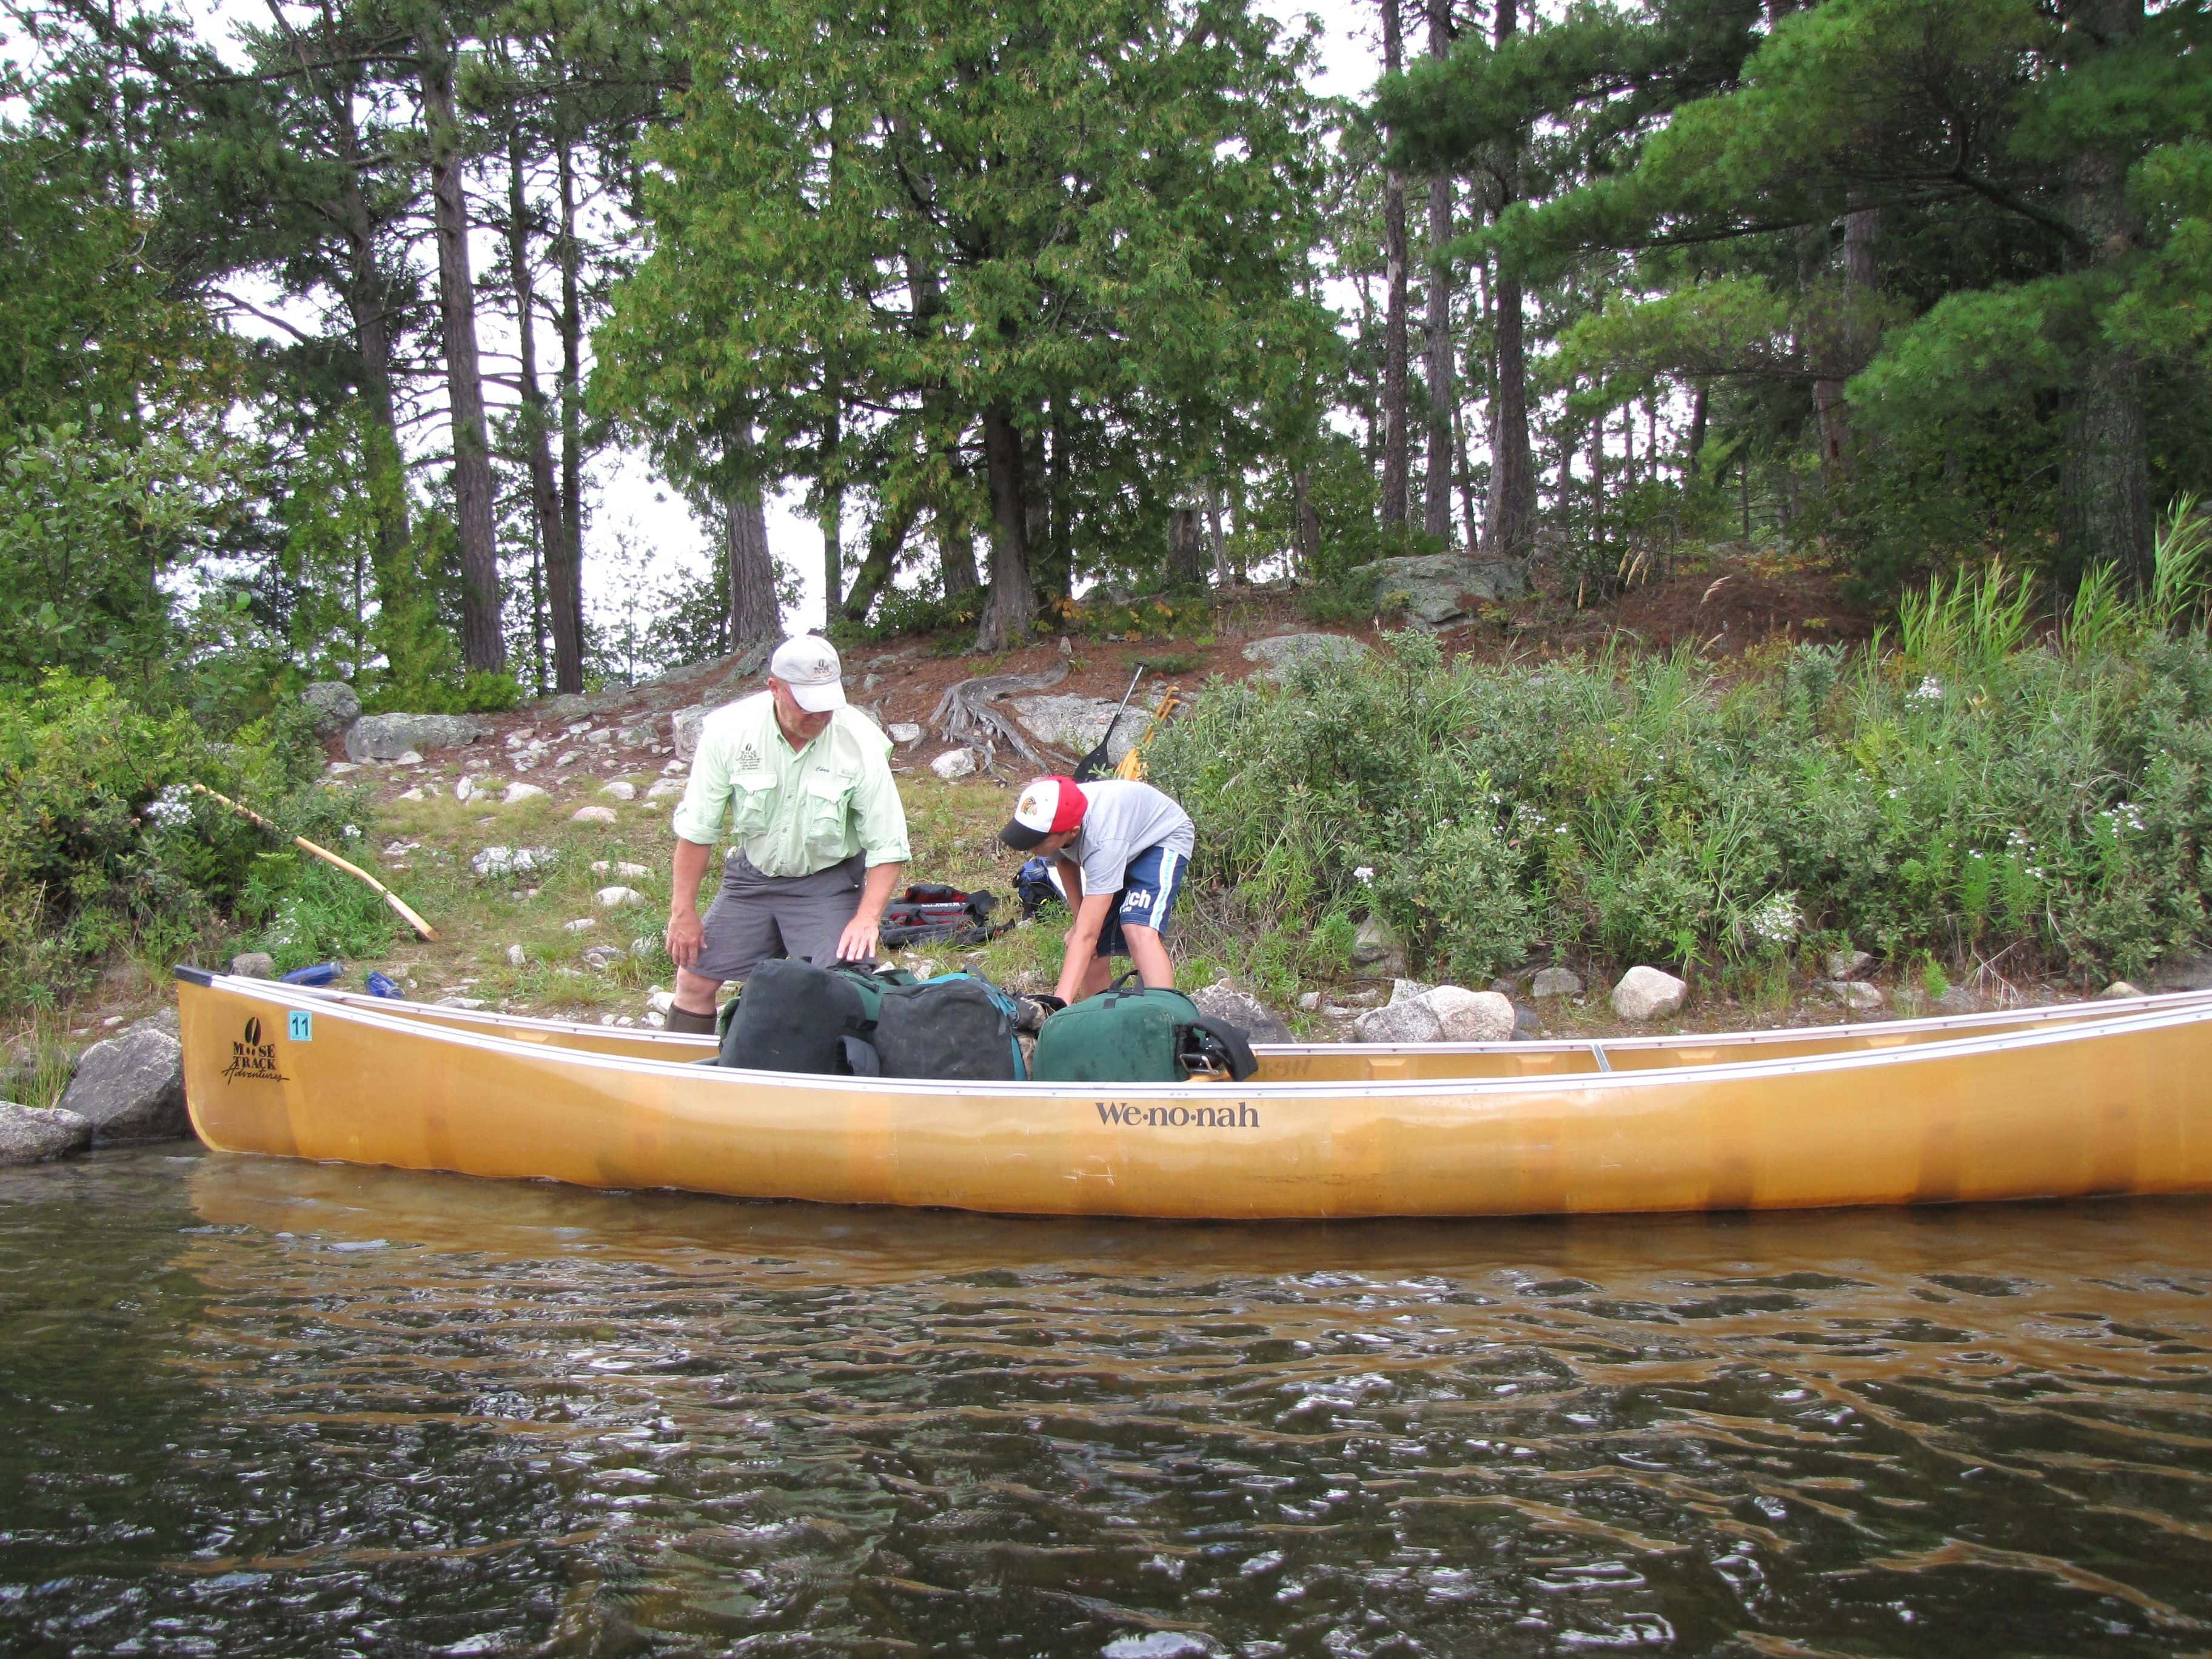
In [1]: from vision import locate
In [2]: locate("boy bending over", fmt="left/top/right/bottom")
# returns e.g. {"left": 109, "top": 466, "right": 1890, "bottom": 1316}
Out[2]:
{"left": 999, "top": 775, "right": 1195, "bottom": 1006}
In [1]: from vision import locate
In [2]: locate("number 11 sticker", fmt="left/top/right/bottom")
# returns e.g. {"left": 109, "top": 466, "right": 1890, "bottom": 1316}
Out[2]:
{"left": 288, "top": 1010, "right": 313, "bottom": 1042}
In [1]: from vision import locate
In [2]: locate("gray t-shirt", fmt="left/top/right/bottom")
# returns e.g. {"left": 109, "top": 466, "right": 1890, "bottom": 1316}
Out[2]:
{"left": 1070, "top": 780, "right": 1196, "bottom": 895}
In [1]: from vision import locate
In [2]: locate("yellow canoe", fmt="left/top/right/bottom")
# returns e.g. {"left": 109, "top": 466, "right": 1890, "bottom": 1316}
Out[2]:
{"left": 176, "top": 967, "right": 2212, "bottom": 1218}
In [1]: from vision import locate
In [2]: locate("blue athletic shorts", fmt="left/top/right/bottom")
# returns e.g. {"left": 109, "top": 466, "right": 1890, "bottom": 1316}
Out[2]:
{"left": 1094, "top": 844, "right": 1186, "bottom": 959}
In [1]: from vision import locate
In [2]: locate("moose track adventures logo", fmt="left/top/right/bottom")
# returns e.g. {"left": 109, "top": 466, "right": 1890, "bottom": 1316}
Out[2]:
{"left": 221, "top": 1016, "right": 289, "bottom": 1083}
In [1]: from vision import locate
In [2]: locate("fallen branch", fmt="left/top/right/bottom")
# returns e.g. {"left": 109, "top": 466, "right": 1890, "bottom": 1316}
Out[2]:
{"left": 190, "top": 783, "right": 440, "bottom": 942}
{"left": 928, "top": 660, "right": 1071, "bottom": 773}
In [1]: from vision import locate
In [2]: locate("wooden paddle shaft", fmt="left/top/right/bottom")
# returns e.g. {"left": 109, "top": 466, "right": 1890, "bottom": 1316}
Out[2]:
{"left": 189, "top": 783, "right": 440, "bottom": 942}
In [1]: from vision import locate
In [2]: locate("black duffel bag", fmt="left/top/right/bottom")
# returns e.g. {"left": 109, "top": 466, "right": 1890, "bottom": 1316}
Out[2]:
{"left": 717, "top": 957, "right": 873, "bottom": 1074}
{"left": 871, "top": 973, "right": 1028, "bottom": 1081}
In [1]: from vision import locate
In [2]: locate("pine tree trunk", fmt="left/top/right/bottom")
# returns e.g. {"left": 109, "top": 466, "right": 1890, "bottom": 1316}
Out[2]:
{"left": 2058, "top": 0, "right": 2153, "bottom": 590}
{"left": 840, "top": 501, "right": 916, "bottom": 625}
{"left": 724, "top": 435, "right": 780, "bottom": 647}
{"left": 1165, "top": 504, "right": 1206, "bottom": 587}
{"left": 977, "top": 403, "right": 1036, "bottom": 649}
{"left": 324, "top": 83, "right": 412, "bottom": 566}
{"left": 1480, "top": 0, "right": 1534, "bottom": 558}
{"left": 1685, "top": 380, "right": 1709, "bottom": 480}
{"left": 420, "top": 34, "right": 503, "bottom": 674}
{"left": 1379, "top": 0, "right": 1410, "bottom": 529}
{"left": 554, "top": 137, "right": 587, "bottom": 690}
{"left": 1293, "top": 470, "right": 1320, "bottom": 575}
{"left": 819, "top": 392, "right": 845, "bottom": 615}
{"left": 1421, "top": 0, "right": 1454, "bottom": 545}
{"left": 940, "top": 513, "right": 981, "bottom": 597}
{"left": 506, "top": 139, "right": 571, "bottom": 697}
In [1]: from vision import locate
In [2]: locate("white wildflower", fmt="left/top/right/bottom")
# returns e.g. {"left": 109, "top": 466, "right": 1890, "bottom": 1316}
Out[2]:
{"left": 142, "top": 785, "right": 193, "bottom": 828}
{"left": 1352, "top": 865, "right": 1375, "bottom": 886}
{"left": 1746, "top": 891, "right": 1801, "bottom": 947}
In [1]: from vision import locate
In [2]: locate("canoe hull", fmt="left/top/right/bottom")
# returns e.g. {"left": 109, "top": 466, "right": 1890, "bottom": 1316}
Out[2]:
{"left": 178, "top": 972, "right": 2212, "bottom": 1219}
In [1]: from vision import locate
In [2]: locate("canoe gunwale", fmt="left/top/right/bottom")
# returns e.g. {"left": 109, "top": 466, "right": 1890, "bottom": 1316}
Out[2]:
{"left": 182, "top": 970, "right": 2212, "bottom": 1101}
{"left": 233, "top": 970, "right": 2212, "bottom": 1064}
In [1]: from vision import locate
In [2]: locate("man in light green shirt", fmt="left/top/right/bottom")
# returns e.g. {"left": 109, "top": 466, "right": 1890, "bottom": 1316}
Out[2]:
{"left": 663, "top": 636, "right": 910, "bottom": 1034}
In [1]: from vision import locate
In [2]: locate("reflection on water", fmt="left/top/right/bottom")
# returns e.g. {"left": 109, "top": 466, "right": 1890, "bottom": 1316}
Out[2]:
{"left": 4, "top": 1149, "right": 2211, "bottom": 1657}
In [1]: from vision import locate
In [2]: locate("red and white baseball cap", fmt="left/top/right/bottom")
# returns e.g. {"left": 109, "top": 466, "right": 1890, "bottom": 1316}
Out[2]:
{"left": 1000, "top": 775, "right": 1088, "bottom": 850}
{"left": 768, "top": 635, "right": 846, "bottom": 712}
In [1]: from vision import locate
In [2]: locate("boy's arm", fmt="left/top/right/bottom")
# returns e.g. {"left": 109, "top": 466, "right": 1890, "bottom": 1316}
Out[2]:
{"left": 1057, "top": 891, "right": 1117, "bottom": 1006}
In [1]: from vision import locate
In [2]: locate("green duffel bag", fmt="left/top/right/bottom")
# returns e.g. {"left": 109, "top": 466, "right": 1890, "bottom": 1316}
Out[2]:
{"left": 1031, "top": 976, "right": 1258, "bottom": 1084}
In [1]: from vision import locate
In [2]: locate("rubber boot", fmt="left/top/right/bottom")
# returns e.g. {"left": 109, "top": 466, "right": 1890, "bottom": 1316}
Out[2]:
{"left": 665, "top": 1005, "right": 718, "bottom": 1036}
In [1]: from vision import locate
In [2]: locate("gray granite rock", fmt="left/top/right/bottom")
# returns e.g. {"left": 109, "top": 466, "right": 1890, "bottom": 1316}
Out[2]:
{"left": 1188, "top": 980, "right": 1292, "bottom": 1044}
{"left": 2097, "top": 980, "right": 2145, "bottom": 1000}
{"left": 931, "top": 748, "right": 977, "bottom": 780}
{"left": 671, "top": 705, "right": 711, "bottom": 762}
{"left": 1426, "top": 985, "right": 1517, "bottom": 1042}
{"left": 1241, "top": 632, "right": 1373, "bottom": 681}
{"left": 1354, "top": 996, "right": 1443, "bottom": 1045}
{"left": 1822, "top": 979, "right": 1885, "bottom": 1012}
{"left": 1352, "top": 915, "right": 1403, "bottom": 971}
{"left": 344, "top": 712, "right": 491, "bottom": 762}
{"left": 300, "top": 680, "right": 361, "bottom": 736}
{"left": 57, "top": 1024, "right": 189, "bottom": 1142}
{"left": 1349, "top": 553, "right": 1529, "bottom": 627}
{"left": 1530, "top": 966, "right": 1583, "bottom": 999}
{"left": 229, "top": 951, "right": 276, "bottom": 980}
{"left": 1610, "top": 965, "right": 1686, "bottom": 1022}
{"left": 1825, "top": 949, "right": 1873, "bottom": 981}
{"left": 1008, "top": 694, "right": 1147, "bottom": 767}
{"left": 0, "top": 1102, "right": 92, "bottom": 1165}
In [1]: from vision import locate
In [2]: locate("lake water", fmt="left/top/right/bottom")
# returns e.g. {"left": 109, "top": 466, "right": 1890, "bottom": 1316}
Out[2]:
{"left": 4, "top": 1148, "right": 2210, "bottom": 1657}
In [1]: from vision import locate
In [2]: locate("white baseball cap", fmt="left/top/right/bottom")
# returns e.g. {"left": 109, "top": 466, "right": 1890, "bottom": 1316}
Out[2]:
{"left": 768, "top": 635, "right": 846, "bottom": 712}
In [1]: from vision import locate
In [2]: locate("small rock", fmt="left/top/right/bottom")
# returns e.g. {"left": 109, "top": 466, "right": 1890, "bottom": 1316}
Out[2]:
{"left": 630, "top": 937, "right": 659, "bottom": 959}
{"left": 398, "top": 788, "right": 426, "bottom": 802}
{"left": 1513, "top": 1004, "right": 1543, "bottom": 1041}
{"left": 1339, "top": 985, "right": 1387, "bottom": 1008}
{"left": 1610, "top": 965, "right": 1687, "bottom": 1022}
{"left": 1530, "top": 966, "right": 1583, "bottom": 999}
{"left": 1352, "top": 915, "right": 1403, "bottom": 970}
{"left": 888, "top": 723, "right": 924, "bottom": 745}
{"left": 56, "top": 1023, "right": 189, "bottom": 1142}
{"left": 230, "top": 951, "right": 277, "bottom": 980}
{"left": 1425, "top": 986, "right": 1517, "bottom": 1042}
{"left": 300, "top": 680, "right": 361, "bottom": 736}
{"left": 571, "top": 805, "right": 618, "bottom": 823}
{"left": 1188, "top": 980, "right": 1292, "bottom": 1044}
{"left": 661, "top": 760, "right": 686, "bottom": 775}
{"left": 563, "top": 917, "right": 597, "bottom": 933}
{"left": 646, "top": 991, "right": 676, "bottom": 1015}
{"left": 0, "top": 1102, "right": 93, "bottom": 1166}
{"left": 1823, "top": 979, "right": 1885, "bottom": 1012}
{"left": 471, "top": 845, "right": 554, "bottom": 879}
{"left": 1297, "top": 990, "right": 1322, "bottom": 1011}
{"left": 600, "top": 780, "right": 637, "bottom": 801}
{"left": 646, "top": 777, "right": 686, "bottom": 800}
{"left": 454, "top": 776, "right": 476, "bottom": 803}
{"left": 931, "top": 747, "right": 977, "bottom": 781}
{"left": 435, "top": 996, "right": 488, "bottom": 1010}
{"left": 581, "top": 945, "right": 625, "bottom": 970}
{"left": 1355, "top": 997, "right": 1443, "bottom": 1044}
{"left": 506, "top": 944, "right": 526, "bottom": 968}
{"left": 326, "top": 761, "right": 360, "bottom": 776}
{"left": 554, "top": 749, "right": 583, "bottom": 768}
{"left": 501, "top": 782, "right": 548, "bottom": 805}
{"left": 1825, "top": 949, "right": 1873, "bottom": 981}
{"left": 2097, "top": 980, "right": 2145, "bottom": 1000}
{"left": 595, "top": 886, "right": 645, "bottom": 910}
{"left": 586, "top": 729, "right": 615, "bottom": 745}
{"left": 392, "top": 749, "right": 424, "bottom": 766}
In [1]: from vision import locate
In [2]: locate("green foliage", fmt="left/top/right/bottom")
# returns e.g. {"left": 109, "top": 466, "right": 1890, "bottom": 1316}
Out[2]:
{"left": 1151, "top": 616, "right": 2212, "bottom": 988}
{"left": 0, "top": 671, "right": 356, "bottom": 1010}
{"left": 236, "top": 853, "right": 398, "bottom": 973}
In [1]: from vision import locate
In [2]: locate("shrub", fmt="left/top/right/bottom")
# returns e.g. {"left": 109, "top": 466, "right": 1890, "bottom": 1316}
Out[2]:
{"left": 1149, "top": 617, "right": 2212, "bottom": 988}
{"left": 0, "top": 671, "right": 366, "bottom": 1010}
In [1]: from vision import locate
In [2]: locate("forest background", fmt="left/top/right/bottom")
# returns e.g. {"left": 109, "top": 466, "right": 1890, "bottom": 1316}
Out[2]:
{"left": 1, "top": 0, "right": 2208, "bottom": 1018}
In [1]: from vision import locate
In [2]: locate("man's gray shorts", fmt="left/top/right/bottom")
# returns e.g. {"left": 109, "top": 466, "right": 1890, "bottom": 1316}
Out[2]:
{"left": 693, "top": 851, "right": 873, "bottom": 982}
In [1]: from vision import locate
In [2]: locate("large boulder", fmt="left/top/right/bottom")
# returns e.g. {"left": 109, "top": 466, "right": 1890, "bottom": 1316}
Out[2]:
{"left": 1349, "top": 553, "right": 1529, "bottom": 628}
{"left": 1355, "top": 996, "right": 1443, "bottom": 1044}
{"left": 1425, "top": 985, "right": 1517, "bottom": 1042}
{"left": 1188, "top": 980, "right": 1293, "bottom": 1044}
{"left": 1008, "top": 694, "right": 1147, "bottom": 768}
{"left": 344, "top": 712, "right": 491, "bottom": 763}
{"left": 1241, "top": 633, "right": 1372, "bottom": 682}
{"left": 1610, "top": 965, "right": 1687, "bottom": 1022}
{"left": 57, "top": 1021, "right": 189, "bottom": 1142}
{"left": 300, "top": 681, "right": 361, "bottom": 737}
{"left": 0, "top": 1102, "right": 92, "bottom": 1166}
{"left": 671, "top": 705, "right": 711, "bottom": 762}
